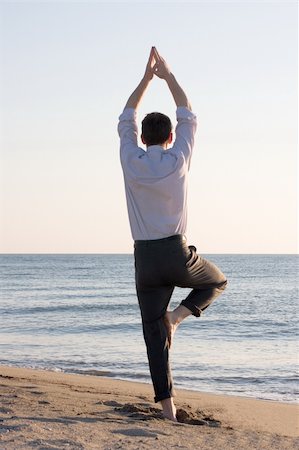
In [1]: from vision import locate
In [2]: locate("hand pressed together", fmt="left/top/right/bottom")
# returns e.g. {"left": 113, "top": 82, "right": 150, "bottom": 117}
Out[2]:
{"left": 144, "top": 47, "right": 172, "bottom": 81}
{"left": 144, "top": 47, "right": 156, "bottom": 81}
{"left": 152, "top": 47, "right": 172, "bottom": 81}
{"left": 124, "top": 46, "right": 190, "bottom": 110}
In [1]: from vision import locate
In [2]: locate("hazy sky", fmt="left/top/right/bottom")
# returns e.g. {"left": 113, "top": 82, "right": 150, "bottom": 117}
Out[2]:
{"left": 1, "top": 1, "right": 297, "bottom": 254}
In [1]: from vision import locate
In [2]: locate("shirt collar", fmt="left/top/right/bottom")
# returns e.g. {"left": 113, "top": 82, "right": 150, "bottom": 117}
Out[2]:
{"left": 147, "top": 145, "right": 166, "bottom": 153}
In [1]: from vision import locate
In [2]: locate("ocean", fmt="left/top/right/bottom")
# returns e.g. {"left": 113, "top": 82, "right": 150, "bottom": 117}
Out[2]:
{"left": 0, "top": 254, "right": 298, "bottom": 403}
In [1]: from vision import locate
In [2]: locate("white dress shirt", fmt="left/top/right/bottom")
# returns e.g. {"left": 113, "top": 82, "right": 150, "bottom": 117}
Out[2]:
{"left": 118, "top": 106, "right": 197, "bottom": 241}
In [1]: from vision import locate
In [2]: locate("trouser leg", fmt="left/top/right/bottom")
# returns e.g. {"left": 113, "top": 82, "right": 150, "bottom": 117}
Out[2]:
{"left": 181, "top": 283, "right": 227, "bottom": 317}
{"left": 136, "top": 285, "right": 175, "bottom": 403}
{"left": 179, "top": 249, "right": 228, "bottom": 317}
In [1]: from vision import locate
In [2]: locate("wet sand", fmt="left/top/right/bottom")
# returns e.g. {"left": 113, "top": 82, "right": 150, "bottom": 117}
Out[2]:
{"left": 0, "top": 365, "right": 298, "bottom": 449}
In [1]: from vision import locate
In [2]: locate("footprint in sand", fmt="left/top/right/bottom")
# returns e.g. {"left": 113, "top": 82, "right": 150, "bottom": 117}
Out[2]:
{"left": 176, "top": 408, "right": 221, "bottom": 427}
{"left": 29, "top": 438, "right": 84, "bottom": 450}
{"left": 20, "top": 385, "right": 38, "bottom": 389}
{"left": 115, "top": 403, "right": 164, "bottom": 421}
{"left": 102, "top": 400, "right": 122, "bottom": 407}
{"left": 113, "top": 427, "right": 166, "bottom": 438}
{"left": 0, "top": 407, "right": 13, "bottom": 414}
{"left": 115, "top": 403, "right": 221, "bottom": 427}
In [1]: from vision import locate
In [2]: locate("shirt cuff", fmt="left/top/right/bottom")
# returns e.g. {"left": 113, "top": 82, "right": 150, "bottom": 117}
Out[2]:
{"left": 119, "top": 108, "right": 136, "bottom": 121}
{"left": 176, "top": 106, "right": 196, "bottom": 120}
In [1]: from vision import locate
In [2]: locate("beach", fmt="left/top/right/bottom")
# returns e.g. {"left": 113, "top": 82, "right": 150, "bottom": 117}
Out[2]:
{"left": 0, "top": 365, "right": 298, "bottom": 450}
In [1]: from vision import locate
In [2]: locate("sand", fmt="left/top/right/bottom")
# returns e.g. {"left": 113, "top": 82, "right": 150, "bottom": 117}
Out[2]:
{"left": 0, "top": 365, "right": 298, "bottom": 450}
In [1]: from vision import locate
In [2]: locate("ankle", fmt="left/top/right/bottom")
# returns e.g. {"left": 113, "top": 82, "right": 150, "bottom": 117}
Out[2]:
{"left": 160, "top": 397, "right": 177, "bottom": 422}
{"left": 172, "top": 305, "right": 191, "bottom": 325}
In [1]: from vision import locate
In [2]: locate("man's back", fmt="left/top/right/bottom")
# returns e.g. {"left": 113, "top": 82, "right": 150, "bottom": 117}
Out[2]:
{"left": 118, "top": 106, "right": 197, "bottom": 240}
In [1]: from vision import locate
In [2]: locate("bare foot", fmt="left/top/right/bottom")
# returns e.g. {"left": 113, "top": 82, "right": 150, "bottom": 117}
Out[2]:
{"left": 163, "top": 305, "right": 191, "bottom": 349}
{"left": 163, "top": 311, "right": 178, "bottom": 349}
{"left": 160, "top": 397, "right": 177, "bottom": 422}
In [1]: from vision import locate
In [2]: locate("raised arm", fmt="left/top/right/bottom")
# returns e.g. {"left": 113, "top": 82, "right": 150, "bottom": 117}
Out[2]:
{"left": 152, "top": 47, "right": 196, "bottom": 166}
{"left": 152, "top": 47, "right": 192, "bottom": 110}
{"left": 124, "top": 47, "right": 156, "bottom": 110}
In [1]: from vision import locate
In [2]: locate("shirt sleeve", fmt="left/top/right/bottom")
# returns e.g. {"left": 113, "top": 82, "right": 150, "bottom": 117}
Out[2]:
{"left": 118, "top": 107, "right": 145, "bottom": 175}
{"left": 170, "top": 107, "right": 197, "bottom": 168}
{"left": 118, "top": 108, "right": 138, "bottom": 149}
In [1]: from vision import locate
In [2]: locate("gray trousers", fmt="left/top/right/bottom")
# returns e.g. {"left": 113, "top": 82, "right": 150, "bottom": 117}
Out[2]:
{"left": 134, "top": 234, "right": 227, "bottom": 403}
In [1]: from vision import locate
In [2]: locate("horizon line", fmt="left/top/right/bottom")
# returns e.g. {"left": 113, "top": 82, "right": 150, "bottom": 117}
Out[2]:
{"left": 0, "top": 252, "right": 298, "bottom": 256}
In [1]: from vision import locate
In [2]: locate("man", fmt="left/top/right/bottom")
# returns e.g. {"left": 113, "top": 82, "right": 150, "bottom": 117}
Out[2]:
{"left": 118, "top": 47, "right": 227, "bottom": 422}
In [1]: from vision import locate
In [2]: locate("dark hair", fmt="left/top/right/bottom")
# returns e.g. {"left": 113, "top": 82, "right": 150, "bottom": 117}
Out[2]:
{"left": 141, "top": 112, "right": 172, "bottom": 146}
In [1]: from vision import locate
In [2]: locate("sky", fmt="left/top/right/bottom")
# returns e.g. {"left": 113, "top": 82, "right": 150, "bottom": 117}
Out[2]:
{"left": 0, "top": 0, "right": 297, "bottom": 254}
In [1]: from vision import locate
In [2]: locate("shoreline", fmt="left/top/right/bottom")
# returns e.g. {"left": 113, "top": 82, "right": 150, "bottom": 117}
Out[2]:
{"left": 2, "top": 362, "right": 297, "bottom": 405}
{"left": 0, "top": 365, "right": 298, "bottom": 449}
